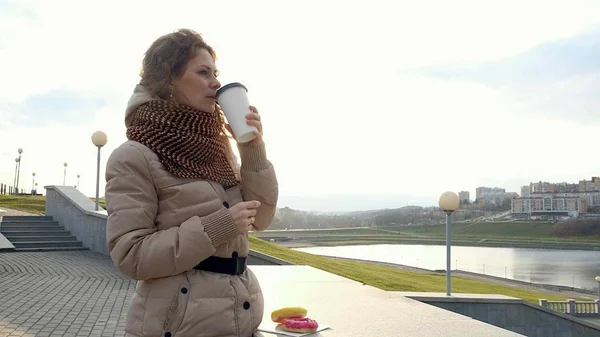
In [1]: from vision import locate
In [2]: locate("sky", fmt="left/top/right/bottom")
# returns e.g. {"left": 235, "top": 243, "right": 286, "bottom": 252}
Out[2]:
{"left": 1, "top": 0, "right": 599, "bottom": 212}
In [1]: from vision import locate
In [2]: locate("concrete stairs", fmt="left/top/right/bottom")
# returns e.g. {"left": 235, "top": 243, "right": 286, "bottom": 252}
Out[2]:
{"left": 0, "top": 215, "right": 87, "bottom": 252}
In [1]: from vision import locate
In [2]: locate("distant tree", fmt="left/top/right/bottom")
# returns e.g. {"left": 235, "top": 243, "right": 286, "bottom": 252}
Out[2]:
{"left": 555, "top": 218, "right": 600, "bottom": 237}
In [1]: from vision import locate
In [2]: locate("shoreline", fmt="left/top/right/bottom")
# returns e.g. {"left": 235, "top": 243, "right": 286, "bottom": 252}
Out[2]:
{"left": 268, "top": 237, "right": 600, "bottom": 251}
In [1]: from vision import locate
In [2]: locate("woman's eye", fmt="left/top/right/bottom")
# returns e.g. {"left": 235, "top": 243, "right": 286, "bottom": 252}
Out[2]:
{"left": 198, "top": 70, "right": 209, "bottom": 76}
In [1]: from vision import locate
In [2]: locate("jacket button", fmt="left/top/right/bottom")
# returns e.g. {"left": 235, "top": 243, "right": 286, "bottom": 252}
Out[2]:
{"left": 232, "top": 251, "right": 238, "bottom": 258}
{"left": 164, "top": 333, "right": 172, "bottom": 337}
{"left": 223, "top": 201, "right": 230, "bottom": 208}
{"left": 243, "top": 301, "right": 250, "bottom": 310}
{"left": 181, "top": 287, "right": 188, "bottom": 294}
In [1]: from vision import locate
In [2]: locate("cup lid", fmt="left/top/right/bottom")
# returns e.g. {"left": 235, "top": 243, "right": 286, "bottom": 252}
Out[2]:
{"left": 216, "top": 82, "right": 248, "bottom": 99}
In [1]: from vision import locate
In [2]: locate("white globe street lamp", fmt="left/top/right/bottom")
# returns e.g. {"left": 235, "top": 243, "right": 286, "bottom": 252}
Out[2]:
{"left": 63, "top": 162, "right": 68, "bottom": 185}
{"left": 13, "top": 157, "right": 19, "bottom": 194}
{"left": 91, "top": 131, "right": 108, "bottom": 211}
{"left": 16, "top": 148, "right": 23, "bottom": 194}
{"left": 439, "top": 191, "right": 460, "bottom": 296}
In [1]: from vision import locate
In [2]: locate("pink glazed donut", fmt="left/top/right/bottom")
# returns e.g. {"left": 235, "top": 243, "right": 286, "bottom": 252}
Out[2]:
{"left": 279, "top": 317, "right": 319, "bottom": 333}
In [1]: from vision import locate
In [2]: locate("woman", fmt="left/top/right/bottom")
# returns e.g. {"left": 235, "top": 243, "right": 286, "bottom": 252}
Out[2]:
{"left": 104, "top": 28, "right": 278, "bottom": 337}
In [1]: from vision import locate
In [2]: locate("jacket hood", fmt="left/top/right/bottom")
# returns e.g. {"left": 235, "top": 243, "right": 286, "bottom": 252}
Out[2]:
{"left": 125, "top": 84, "right": 159, "bottom": 127}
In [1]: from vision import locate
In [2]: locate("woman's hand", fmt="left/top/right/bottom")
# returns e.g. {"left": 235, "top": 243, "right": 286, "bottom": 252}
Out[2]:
{"left": 229, "top": 200, "right": 261, "bottom": 235}
{"left": 225, "top": 105, "right": 264, "bottom": 146}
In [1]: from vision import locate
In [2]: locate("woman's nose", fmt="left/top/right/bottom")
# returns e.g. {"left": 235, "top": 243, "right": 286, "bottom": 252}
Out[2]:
{"left": 212, "top": 78, "right": 221, "bottom": 90}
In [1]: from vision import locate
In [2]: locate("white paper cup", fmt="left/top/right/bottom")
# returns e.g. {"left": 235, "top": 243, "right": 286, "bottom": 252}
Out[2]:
{"left": 216, "top": 82, "right": 256, "bottom": 144}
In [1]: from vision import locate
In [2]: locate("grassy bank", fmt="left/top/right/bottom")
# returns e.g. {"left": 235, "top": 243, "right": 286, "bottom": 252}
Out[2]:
{"left": 0, "top": 195, "right": 105, "bottom": 214}
{"left": 0, "top": 195, "right": 47, "bottom": 214}
{"left": 248, "top": 236, "right": 578, "bottom": 304}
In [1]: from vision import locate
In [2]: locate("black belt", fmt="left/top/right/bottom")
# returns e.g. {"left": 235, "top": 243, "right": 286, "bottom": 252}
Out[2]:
{"left": 193, "top": 255, "right": 247, "bottom": 275}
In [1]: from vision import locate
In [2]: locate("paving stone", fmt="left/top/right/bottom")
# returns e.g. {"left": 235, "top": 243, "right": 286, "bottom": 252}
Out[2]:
{"left": 0, "top": 251, "right": 135, "bottom": 337}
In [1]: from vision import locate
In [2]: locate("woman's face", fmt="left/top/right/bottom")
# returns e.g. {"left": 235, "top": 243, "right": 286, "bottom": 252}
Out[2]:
{"left": 172, "top": 48, "right": 221, "bottom": 112}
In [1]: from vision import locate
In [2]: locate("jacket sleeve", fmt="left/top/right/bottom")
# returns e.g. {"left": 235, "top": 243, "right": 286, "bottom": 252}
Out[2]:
{"left": 104, "top": 143, "right": 239, "bottom": 281}
{"left": 237, "top": 142, "right": 279, "bottom": 231}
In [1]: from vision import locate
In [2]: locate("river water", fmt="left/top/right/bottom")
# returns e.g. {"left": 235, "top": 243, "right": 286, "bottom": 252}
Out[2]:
{"left": 294, "top": 244, "right": 600, "bottom": 290}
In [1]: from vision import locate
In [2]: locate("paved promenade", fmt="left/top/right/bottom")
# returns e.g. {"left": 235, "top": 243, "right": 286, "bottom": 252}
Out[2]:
{"left": 0, "top": 251, "right": 134, "bottom": 337}
{"left": 0, "top": 208, "right": 43, "bottom": 217}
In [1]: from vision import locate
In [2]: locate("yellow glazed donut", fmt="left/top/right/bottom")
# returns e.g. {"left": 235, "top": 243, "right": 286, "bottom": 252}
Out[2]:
{"left": 271, "top": 306, "right": 308, "bottom": 323}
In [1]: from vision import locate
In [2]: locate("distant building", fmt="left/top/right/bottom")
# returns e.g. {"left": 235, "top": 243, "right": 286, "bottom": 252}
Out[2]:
{"left": 530, "top": 181, "right": 551, "bottom": 193}
{"left": 458, "top": 191, "right": 470, "bottom": 204}
{"left": 525, "top": 177, "right": 600, "bottom": 208}
{"left": 511, "top": 193, "right": 588, "bottom": 220}
{"left": 520, "top": 185, "right": 530, "bottom": 197}
{"left": 578, "top": 177, "right": 600, "bottom": 192}
{"left": 577, "top": 191, "right": 600, "bottom": 207}
{"left": 475, "top": 187, "right": 517, "bottom": 205}
{"left": 505, "top": 192, "right": 519, "bottom": 200}
{"left": 530, "top": 181, "right": 578, "bottom": 194}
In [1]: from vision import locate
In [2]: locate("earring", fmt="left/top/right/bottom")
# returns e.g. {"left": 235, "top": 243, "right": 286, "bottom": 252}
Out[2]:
{"left": 169, "top": 85, "right": 174, "bottom": 100}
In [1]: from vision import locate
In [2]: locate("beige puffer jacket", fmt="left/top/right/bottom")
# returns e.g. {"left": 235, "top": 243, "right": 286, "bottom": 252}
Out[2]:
{"left": 104, "top": 85, "right": 278, "bottom": 337}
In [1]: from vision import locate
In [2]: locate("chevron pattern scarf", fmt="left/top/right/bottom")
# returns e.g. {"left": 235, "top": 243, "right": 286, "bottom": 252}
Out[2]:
{"left": 126, "top": 100, "right": 239, "bottom": 187}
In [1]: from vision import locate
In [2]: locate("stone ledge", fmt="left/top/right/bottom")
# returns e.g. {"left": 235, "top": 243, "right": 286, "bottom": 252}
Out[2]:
{"left": 44, "top": 186, "right": 108, "bottom": 255}
{"left": 0, "top": 233, "right": 15, "bottom": 251}
{"left": 44, "top": 185, "right": 107, "bottom": 219}
{"left": 0, "top": 209, "right": 15, "bottom": 251}
{"left": 248, "top": 249, "right": 294, "bottom": 265}
{"left": 398, "top": 292, "right": 524, "bottom": 304}
{"left": 398, "top": 291, "right": 600, "bottom": 336}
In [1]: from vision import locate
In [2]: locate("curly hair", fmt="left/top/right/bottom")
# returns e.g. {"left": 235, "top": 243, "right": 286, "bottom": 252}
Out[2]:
{"left": 140, "top": 28, "right": 217, "bottom": 100}
{"left": 140, "top": 29, "right": 240, "bottom": 176}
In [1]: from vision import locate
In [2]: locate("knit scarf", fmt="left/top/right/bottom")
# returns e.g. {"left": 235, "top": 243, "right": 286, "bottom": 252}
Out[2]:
{"left": 126, "top": 100, "right": 239, "bottom": 188}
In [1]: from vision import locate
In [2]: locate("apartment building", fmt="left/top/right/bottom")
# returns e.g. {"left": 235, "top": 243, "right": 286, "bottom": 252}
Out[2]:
{"left": 530, "top": 181, "right": 578, "bottom": 194}
{"left": 578, "top": 177, "right": 600, "bottom": 192}
{"left": 475, "top": 187, "right": 518, "bottom": 205}
{"left": 476, "top": 187, "right": 505, "bottom": 204}
{"left": 511, "top": 194, "right": 588, "bottom": 219}
{"left": 458, "top": 191, "right": 470, "bottom": 203}
{"left": 577, "top": 191, "right": 600, "bottom": 207}
{"left": 521, "top": 185, "right": 530, "bottom": 197}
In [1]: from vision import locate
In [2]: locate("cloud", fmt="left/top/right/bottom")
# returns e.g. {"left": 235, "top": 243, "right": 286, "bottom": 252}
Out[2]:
{"left": 409, "top": 26, "right": 600, "bottom": 85}
{"left": 0, "top": 1, "right": 37, "bottom": 22}
{"left": 403, "top": 26, "right": 600, "bottom": 124}
{"left": 0, "top": 90, "right": 110, "bottom": 127}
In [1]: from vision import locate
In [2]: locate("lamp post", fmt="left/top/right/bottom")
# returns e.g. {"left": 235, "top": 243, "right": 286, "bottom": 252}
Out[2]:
{"left": 77, "top": 174, "right": 80, "bottom": 190}
{"left": 439, "top": 191, "right": 460, "bottom": 296}
{"left": 34, "top": 182, "right": 38, "bottom": 195}
{"left": 91, "top": 131, "right": 107, "bottom": 211}
{"left": 595, "top": 276, "right": 600, "bottom": 300}
{"left": 16, "top": 148, "right": 23, "bottom": 194}
{"left": 63, "top": 162, "right": 68, "bottom": 185}
{"left": 31, "top": 172, "right": 36, "bottom": 195}
{"left": 13, "top": 158, "right": 19, "bottom": 194}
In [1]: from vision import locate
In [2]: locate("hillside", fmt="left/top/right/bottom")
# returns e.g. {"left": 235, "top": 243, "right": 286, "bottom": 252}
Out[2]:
{"left": 272, "top": 205, "right": 488, "bottom": 229}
